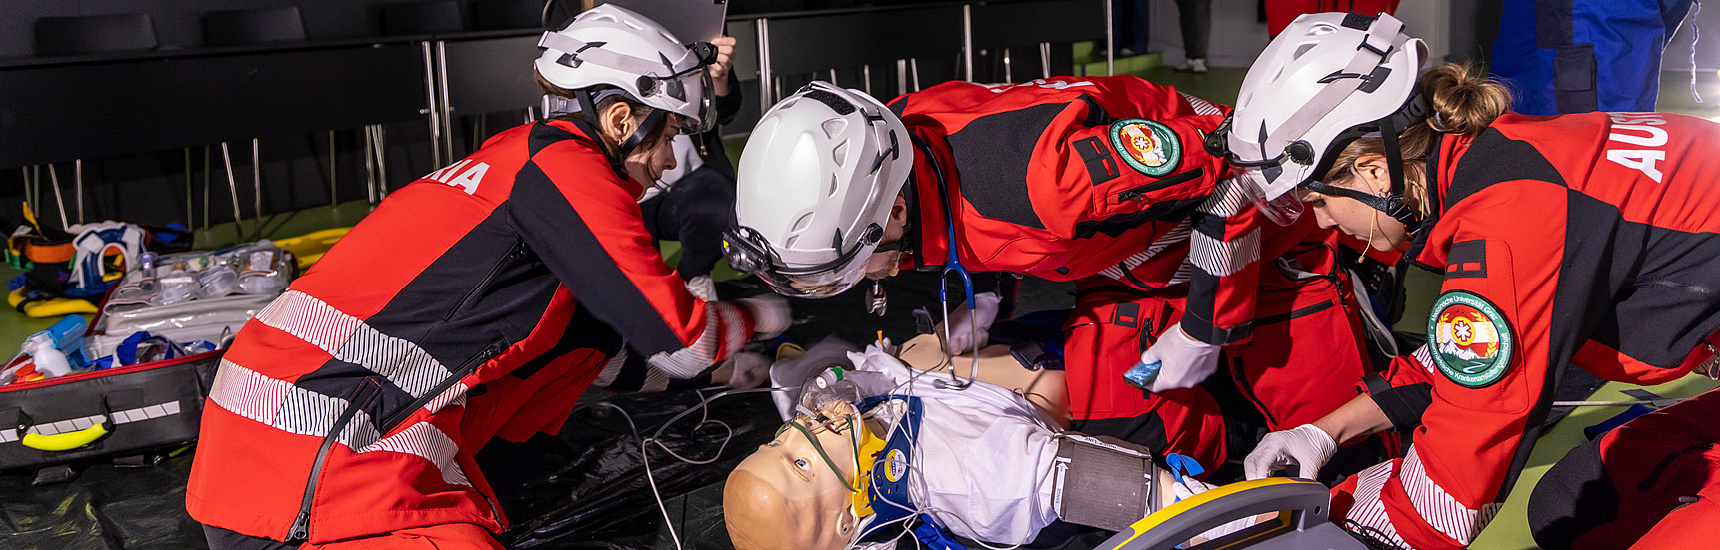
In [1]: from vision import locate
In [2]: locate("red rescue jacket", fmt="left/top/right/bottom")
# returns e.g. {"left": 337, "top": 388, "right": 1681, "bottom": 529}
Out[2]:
{"left": 185, "top": 120, "right": 757, "bottom": 544}
{"left": 886, "top": 76, "right": 1268, "bottom": 344}
{"left": 1341, "top": 111, "right": 1720, "bottom": 549}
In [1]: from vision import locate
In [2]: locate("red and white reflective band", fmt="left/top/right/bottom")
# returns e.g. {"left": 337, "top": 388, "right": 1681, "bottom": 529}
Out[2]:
{"left": 256, "top": 290, "right": 459, "bottom": 402}
{"left": 646, "top": 300, "right": 748, "bottom": 378}
{"left": 1400, "top": 446, "right": 1503, "bottom": 545}
{"left": 1179, "top": 92, "right": 1223, "bottom": 117}
{"left": 1345, "top": 459, "right": 1411, "bottom": 548}
{"left": 1098, "top": 221, "right": 1194, "bottom": 284}
{"left": 208, "top": 360, "right": 472, "bottom": 486}
{"left": 1188, "top": 179, "right": 1260, "bottom": 278}
{"left": 1412, "top": 344, "right": 1437, "bottom": 376}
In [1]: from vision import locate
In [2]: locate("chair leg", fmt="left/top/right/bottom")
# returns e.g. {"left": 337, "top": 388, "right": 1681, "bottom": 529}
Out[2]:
{"left": 74, "top": 159, "right": 84, "bottom": 225}
{"left": 203, "top": 147, "right": 212, "bottom": 231}
{"left": 329, "top": 131, "right": 339, "bottom": 211}
{"left": 219, "top": 142, "right": 246, "bottom": 237}
{"left": 46, "top": 164, "right": 69, "bottom": 230}
{"left": 252, "top": 138, "right": 263, "bottom": 236}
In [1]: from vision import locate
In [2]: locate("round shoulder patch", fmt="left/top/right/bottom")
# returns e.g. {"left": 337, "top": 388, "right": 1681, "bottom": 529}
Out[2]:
{"left": 1109, "top": 119, "right": 1181, "bottom": 176}
{"left": 1427, "top": 290, "right": 1515, "bottom": 388}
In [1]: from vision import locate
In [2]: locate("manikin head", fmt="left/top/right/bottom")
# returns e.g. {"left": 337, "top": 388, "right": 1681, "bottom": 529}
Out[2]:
{"left": 724, "top": 400, "right": 864, "bottom": 550}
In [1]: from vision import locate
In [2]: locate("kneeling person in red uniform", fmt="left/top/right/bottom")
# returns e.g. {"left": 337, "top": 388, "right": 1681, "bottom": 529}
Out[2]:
{"left": 185, "top": 6, "right": 786, "bottom": 548}
{"left": 1231, "top": 12, "right": 1720, "bottom": 550}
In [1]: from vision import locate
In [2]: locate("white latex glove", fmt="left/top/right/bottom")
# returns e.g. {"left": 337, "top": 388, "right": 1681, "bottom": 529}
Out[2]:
{"left": 736, "top": 294, "right": 790, "bottom": 339}
{"left": 1244, "top": 424, "right": 1338, "bottom": 480}
{"left": 716, "top": 351, "right": 770, "bottom": 390}
{"left": 937, "top": 291, "right": 1001, "bottom": 354}
{"left": 1142, "top": 322, "right": 1223, "bottom": 393}
{"left": 684, "top": 274, "right": 718, "bottom": 301}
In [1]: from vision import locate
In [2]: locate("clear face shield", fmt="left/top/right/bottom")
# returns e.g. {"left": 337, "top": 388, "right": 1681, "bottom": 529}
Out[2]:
{"left": 629, "top": 40, "right": 719, "bottom": 134}
{"left": 723, "top": 224, "right": 883, "bottom": 299}
{"left": 1231, "top": 167, "right": 1306, "bottom": 227}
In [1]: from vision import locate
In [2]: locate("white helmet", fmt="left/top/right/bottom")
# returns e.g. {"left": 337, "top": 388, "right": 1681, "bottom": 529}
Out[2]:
{"left": 1221, "top": 12, "right": 1428, "bottom": 225}
{"left": 725, "top": 82, "right": 914, "bottom": 298}
{"left": 535, "top": 4, "right": 717, "bottom": 137}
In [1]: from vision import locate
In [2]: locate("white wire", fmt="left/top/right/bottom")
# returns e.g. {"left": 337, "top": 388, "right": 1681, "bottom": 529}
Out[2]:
{"left": 1552, "top": 398, "right": 1684, "bottom": 407}
{"left": 586, "top": 386, "right": 794, "bottom": 550}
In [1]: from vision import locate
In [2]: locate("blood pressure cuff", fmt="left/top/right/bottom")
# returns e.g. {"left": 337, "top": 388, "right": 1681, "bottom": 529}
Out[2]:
{"left": 1051, "top": 433, "right": 1158, "bottom": 531}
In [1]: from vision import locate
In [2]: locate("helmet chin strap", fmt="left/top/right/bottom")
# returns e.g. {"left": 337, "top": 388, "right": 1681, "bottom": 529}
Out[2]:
{"left": 561, "top": 89, "right": 668, "bottom": 179}
{"left": 1301, "top": 112, "right": 1423, "bottom": 229}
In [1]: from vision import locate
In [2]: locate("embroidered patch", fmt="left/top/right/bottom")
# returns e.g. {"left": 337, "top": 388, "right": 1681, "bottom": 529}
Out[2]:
{"left": 1428, "top": 291, "right": 1514, "bottom": 388}
{"left": 1110, "top": 119, "right": 1181, "bottom": 176}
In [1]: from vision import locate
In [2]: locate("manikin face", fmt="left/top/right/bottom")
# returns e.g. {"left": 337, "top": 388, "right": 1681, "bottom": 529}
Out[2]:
{"left": 725, "top": 405, "right": 862, "bottom": 550}
{"left": 1298, "top": 154, "right": 1410, "bottom": 251}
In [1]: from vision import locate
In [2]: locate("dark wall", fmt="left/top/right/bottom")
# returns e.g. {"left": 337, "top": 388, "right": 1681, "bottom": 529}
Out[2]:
{"left": 0, "top": 0, "right": 483, "bottom": 60}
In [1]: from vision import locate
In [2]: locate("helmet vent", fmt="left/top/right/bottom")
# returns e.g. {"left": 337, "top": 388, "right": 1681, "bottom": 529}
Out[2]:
{"left": 792, "top": 212, "right": 815, "bottom": 232}
{"left": 822, "top": 119, "right": 848, "bottom": 138}
{"left": 832, "top": 141, "right": 849, "bottom": 166}
{"left": 828, "top": 174, "right": 840, "bottom": 196}
{"left": 1293, "top": 44, "right": 1316, "bottom": 60}
{"left": 803, "top": 89, "right": 857, "bottom": 115}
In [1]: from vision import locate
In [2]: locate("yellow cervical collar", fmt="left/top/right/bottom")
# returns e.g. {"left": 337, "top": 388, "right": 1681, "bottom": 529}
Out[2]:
{"left": 849, "top": 418, "right": 889, "bottom": 517}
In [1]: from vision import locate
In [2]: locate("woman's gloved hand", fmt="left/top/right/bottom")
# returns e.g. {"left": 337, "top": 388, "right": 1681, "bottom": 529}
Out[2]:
{"left": 1244, "top": 424, "right": 1337, "bottom": 480}
{"left": 936, "top": 291, "right": 1001, "bottom": 354}
{"left": 737, "top": 294, "right": 790, "bottom": 339}
{"left": 1139, "top": 322, "right": 1222, "bottom": 393}
{"left": 714, "top": 351, "right": 771, "bottom": 389}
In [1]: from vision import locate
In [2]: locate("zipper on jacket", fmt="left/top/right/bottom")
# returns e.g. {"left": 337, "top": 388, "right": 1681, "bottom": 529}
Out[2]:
{"left": 444, "top": 240, "right": 529, "bottom": 321}
{"left": 1116, "top": 167, "right": 1205, "bottom": 203}
{"left": 1230, "top": 357, "right": 1279, "bottom": 427}
{"left": 287, "top": 381, "right": 382, "bottom": 544}
{"left": 377, "top": 341, "right": 503, "bottom": 433}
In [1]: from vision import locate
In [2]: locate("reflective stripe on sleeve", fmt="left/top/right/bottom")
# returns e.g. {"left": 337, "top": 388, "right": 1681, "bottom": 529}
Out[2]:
{"left": 1401, "top": 446, "right": 1500, "bottom": 545}
{"left": 1344, "top": 459, "right": 1411, "bottom": 548}
{"left": 1189, "top": 227, "right": 1260, "bottom": 278}
{"left": 256, "top": 290, "right": 452, "bottom": 400}
{"left": 209, "top": 359, "right": 472, "bottom": 487}
{"left": 646, "top": 300, "right": 748, "bottom": 378}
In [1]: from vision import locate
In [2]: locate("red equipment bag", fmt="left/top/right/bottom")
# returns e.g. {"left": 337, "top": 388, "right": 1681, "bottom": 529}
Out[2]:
{"left": 0, "top": 348, "right": 220, "bottom": 472}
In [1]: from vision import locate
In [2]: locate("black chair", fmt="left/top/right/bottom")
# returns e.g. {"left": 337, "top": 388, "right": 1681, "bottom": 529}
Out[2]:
{"left": 35, "top": 13, "right": 158, "bottom": 57}
{"left": 383, "top": 1, "right": 468, "bottom": 36}
{"left": 204, "top": 7, "right": 308, "bottom": 47}
{"left": 474, "top": 0, "right": 544, "bottom": 31}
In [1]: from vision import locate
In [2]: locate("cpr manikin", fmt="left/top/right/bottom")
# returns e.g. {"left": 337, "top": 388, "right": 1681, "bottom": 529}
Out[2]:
{"left": 724, "top": 336, "right": 1256, "bottom": 549}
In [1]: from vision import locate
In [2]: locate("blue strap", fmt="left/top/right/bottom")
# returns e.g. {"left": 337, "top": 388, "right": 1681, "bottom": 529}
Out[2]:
{"left": 911, "top": 516, "right": 969, "bottom": 550}
{"left": 1164, "top": 453, "right": 1206, "bottom": 503}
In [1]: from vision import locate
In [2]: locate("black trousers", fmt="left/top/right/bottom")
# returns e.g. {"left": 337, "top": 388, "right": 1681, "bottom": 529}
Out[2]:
{"left": 638, "top": 166, "right": 737, "bottom": 280}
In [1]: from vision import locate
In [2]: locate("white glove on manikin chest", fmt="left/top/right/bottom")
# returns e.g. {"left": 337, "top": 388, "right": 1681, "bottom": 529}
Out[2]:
{"left": 1244, "top": 424, "right": 1338, "bottom": 480}
{"left": 1140, "top": 322, "right": 1223, "bottom": 393}
{"left": 938, "top": 291, "right": 1001, "bottom": 354}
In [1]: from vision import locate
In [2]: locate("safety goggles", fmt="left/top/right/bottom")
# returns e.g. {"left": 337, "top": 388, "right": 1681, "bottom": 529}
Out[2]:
{"left": 636, "top": 46, "right": 718, "bottom": 134}
{"left": 722, "top": 224, "right": 883, "bottom": 299}
{"left": 1210, "top": 118, "right": 1307, "bottom": 226}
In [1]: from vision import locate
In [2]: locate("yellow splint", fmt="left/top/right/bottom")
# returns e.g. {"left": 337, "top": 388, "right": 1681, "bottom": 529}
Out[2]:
{"left": 8, "top": 288, "right": 98, "bottom": 317}
{"left": 271, "top": 227, "right": 351, "bottom": 270}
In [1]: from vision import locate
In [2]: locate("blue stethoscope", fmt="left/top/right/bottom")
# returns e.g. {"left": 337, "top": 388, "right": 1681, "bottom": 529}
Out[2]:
{"left": 909, "top": 134, "right": 979, "bottom": 390}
